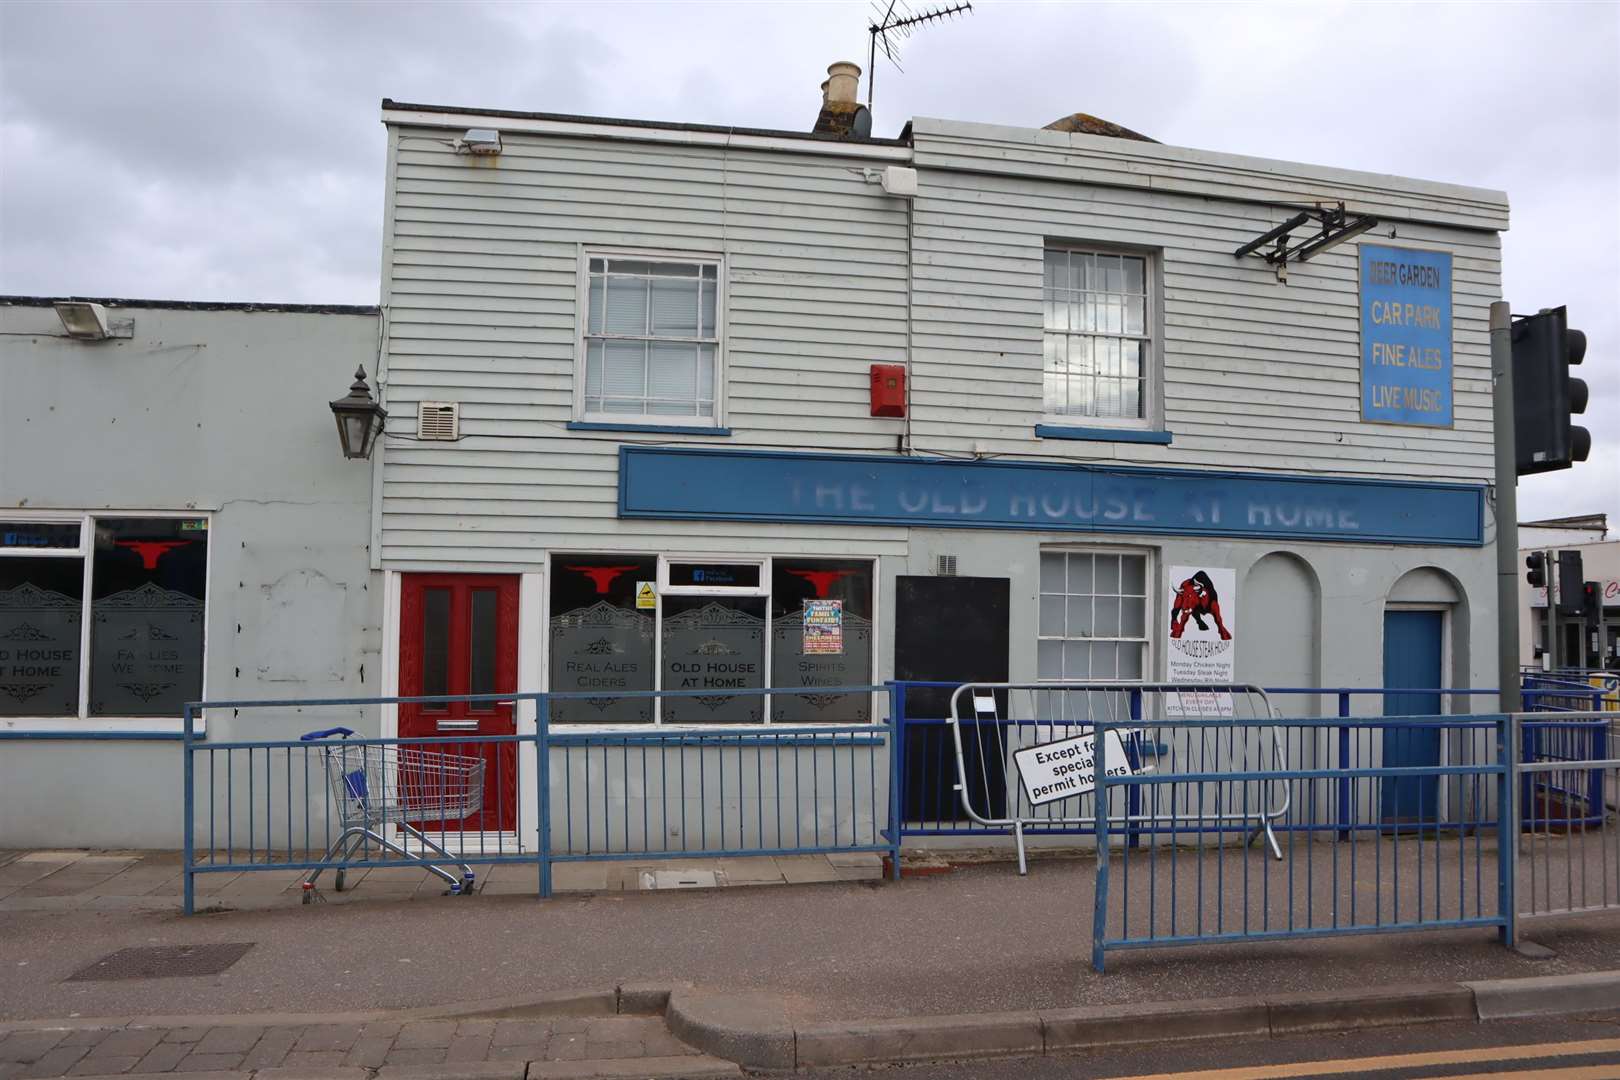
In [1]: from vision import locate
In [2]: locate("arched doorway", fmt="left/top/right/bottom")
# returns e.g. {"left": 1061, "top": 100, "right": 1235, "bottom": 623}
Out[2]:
{"left": 1382, "top": 567, "right": 1466, "bottom": 823}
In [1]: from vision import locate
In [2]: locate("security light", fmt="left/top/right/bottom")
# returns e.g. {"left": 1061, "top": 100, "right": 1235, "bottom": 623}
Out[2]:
{"left": 54, "top": 301, "right": 113, "bottom": 340}
{"left": 329, "top": 366, "right": 388, "bottom": 460}
{"left": 460, "top": 128, "right": 502, "bottom": 155}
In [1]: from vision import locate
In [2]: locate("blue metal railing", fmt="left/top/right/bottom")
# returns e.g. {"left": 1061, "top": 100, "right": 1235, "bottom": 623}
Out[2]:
{"left": 178, "top": 680, "right": 1609, "bottom": 976}
{"left": 1090, "top": 712, "right": 1511, "bottom": 971}
{"left": 181, "top": 685, "right": 902, "bottom": 914}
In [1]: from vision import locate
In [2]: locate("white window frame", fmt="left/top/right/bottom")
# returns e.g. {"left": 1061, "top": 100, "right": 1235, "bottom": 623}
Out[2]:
{"left": 1041, "top": 242, "right": 1162, "bottom": 431}
{"left": 538, "top": 551, "right": 881, "bottom": 728}
{"left": 0, "top": 509, "right": 213, "bottom": 735}
{"left": 574, "top": 246, "right": 727, "bottom": 428}
{"left": 1036, "top": 545, "right": 1155, "bottom": 684}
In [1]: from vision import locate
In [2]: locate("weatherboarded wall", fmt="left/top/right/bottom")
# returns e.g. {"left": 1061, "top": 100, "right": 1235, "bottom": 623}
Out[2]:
{"left": 377, "top": 113, "right": 1506, "bottom": 569}
{"left": 905, "top": 117, "right": 1506, "bottom": 476}
{"left": 379, "top": 124, "right": 914, "bottom": 565}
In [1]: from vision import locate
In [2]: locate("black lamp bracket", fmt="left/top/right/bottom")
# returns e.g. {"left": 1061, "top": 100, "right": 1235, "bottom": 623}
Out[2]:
{"left": 1233, "top": 201, "right": 1380, "bottom": 281}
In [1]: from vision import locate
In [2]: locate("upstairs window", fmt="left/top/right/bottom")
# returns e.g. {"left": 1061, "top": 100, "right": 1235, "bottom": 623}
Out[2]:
{"left": 581, "top": 254, "right": 721, "bottom": 424}
{"left": 1043, "top": 247, "right": 1153, "bottom": 425}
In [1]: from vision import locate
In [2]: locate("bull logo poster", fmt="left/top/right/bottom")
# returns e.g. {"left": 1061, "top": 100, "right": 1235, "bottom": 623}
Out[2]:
{"left": 1165, "top": 566, "right": 1236, "bottom": 717}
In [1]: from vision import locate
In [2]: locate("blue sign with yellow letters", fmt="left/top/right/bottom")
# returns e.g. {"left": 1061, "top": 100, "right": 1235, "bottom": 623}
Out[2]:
{"left": 1360, "top": 244, "right": 1453, "bottom": 427}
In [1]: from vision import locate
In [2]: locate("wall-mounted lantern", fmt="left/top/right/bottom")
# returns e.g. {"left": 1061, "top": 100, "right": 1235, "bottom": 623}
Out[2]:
{"left": 329, "top": 366, "right": 387, "bottom": 460}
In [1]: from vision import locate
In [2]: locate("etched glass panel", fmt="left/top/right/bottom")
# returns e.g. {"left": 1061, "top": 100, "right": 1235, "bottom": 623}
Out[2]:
{"left": 549, "top": 554, "right": 657, "bottom": 723}
{"left": 661, "top": 595, "right": 765, "bottom": 724}
{"left": 88, "top": 518, "right": 207, "bottom": 717}
{"left": 0, "top": 557, "right": 82, "bottom": 717}
{"left": 769, "top": 559, "right": 873, "bottom": 723}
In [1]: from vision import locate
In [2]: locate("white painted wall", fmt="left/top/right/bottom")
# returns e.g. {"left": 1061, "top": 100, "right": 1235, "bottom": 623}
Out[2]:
{"left": 0, "top": 301, "right": 384, "bottom": 848}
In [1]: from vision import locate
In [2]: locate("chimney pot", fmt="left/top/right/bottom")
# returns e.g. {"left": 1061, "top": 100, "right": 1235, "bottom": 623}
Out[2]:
{"left": 824, "top": 61, "right": 861, "bottom": 106}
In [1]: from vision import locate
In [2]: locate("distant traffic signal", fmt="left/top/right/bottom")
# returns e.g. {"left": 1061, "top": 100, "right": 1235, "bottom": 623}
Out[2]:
{"left": 1584, "top": 581, "right": 1602, "bottom": 626}
{"left": 1513, "top": 306, "right": 1590, "bottom": 475}
{"left": 1557, "top": 550, "right": 1585, "bottom": 616}
{"left": 1526, "top": 551, "right": 1548, "bottom": 589}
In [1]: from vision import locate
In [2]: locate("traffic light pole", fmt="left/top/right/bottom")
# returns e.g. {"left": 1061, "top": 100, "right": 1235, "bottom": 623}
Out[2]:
{"left": 1492, "top": 300, "right": 1523, "bottom": 711}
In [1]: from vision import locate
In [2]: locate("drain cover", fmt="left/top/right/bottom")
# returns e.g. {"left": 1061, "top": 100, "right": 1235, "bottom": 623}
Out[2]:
{"left": 641, "top": 869, "right": 718, "bottom": 890}
{"left": 67, "top": 943, "right": 254, "bottom": 981}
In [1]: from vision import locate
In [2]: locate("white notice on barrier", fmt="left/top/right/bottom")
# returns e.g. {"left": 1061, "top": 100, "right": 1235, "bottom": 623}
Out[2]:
{"left": 1013, "top": 729, "right": 1136, "bottom": 807}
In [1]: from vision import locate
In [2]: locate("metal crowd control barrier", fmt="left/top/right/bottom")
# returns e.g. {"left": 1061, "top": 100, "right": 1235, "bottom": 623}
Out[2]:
{"left": 944, "top": 683, "right": 1288, "bottom": 876}
{"left": 898, "top": 686, "right": 1500, "bottom": 843}
{"left": 181, "top": 685, "right": 902, "bottom": 914}
{"left": 1090, "top": 711, "right": 1510, "bottom": 972}
{"left": 1514, "top": 711, "right": 1620, "bottom": 927}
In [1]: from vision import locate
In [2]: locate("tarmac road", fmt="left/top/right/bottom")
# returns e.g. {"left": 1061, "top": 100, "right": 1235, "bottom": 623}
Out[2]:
{"left": 794, "top": 1013, "right": 1620, "bottom": 1079}
{"left": 4, "top": 862, "right": 1620, "bottom": 1024}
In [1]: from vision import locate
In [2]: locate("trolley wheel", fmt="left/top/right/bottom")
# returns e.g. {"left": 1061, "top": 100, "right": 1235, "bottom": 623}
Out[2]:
{"left": 461, "top": 873, "right": 476, "bottom": 895}
{"left": 334, "top": 869, "right": 347, "bottom": 892}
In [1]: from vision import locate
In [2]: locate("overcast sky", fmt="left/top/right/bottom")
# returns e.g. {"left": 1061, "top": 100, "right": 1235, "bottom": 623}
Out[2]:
{"left": 2, "top": 0, "right": 1615, "bottom": 522}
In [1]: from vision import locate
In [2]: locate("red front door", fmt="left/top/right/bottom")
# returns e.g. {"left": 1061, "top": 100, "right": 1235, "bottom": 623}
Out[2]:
{"left": 399, "top": 573, "right": 519, "bottom": 833}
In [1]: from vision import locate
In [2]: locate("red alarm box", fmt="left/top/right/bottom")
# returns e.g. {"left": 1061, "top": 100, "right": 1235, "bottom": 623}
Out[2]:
{"left": 870, "top": 363, "right": 906, "bottom": 417}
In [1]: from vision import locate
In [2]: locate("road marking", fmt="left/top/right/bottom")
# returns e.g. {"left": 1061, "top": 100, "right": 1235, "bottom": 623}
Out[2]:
{"left": 1101, "top": 1037, "right": 1620, "bottom": 1079}
{"left": 1437, "top": 1069, "right": 1620, "bottom": 1079}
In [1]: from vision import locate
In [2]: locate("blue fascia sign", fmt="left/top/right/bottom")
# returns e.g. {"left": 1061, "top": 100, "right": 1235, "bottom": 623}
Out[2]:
{"left": 1360, "top": 243, "right": 1453, "bottom": 427}
{"left": 619, "top": 447, "right": 1485, "bottom": 547}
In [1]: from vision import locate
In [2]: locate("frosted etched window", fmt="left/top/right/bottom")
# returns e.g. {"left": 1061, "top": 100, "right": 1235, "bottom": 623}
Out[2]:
{"left": 0, "top": 557, "right": 83, "bottom": 717}
{"left": 88, "top": 518, "right": 207, "bottom": 717}
{"left": 584, "top": 257, "right": 719, "bottom": 422}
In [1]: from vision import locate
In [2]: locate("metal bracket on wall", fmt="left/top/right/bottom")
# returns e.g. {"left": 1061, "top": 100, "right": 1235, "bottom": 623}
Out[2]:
{"left": 1233, "top": 202, "right": 1379, "bottom": 281}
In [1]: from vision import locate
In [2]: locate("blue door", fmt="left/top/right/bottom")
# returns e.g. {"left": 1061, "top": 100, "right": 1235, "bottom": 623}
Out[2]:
{"left": 1382, "top": 610, "right": 1444, "bottom": 822}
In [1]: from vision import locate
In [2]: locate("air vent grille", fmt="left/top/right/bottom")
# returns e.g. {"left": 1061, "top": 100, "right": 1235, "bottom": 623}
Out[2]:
{"left": 936, "top": 554, "right": 958, "bottom": 577}
{"left": 416, "top": 401, "right": 460, "bottom": 441}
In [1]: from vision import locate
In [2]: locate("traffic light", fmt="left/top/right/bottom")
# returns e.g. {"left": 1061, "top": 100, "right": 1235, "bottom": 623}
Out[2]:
{"left": 1526, "top": 550, "right": 1548, "bottom": 589}
{"left": 1513, "top": 305, "right": 1589, "bottom": 475}
{"left": 1584, "top": 581, "right": 1602, "bottom": 627}
{"left": 1557, "top": 550, "right": 1585, "bottom": 616}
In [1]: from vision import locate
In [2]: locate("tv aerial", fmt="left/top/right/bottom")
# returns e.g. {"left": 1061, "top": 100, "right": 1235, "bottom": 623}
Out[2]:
{"left": 866, "top": 1, "right": 974, "bottom": 109}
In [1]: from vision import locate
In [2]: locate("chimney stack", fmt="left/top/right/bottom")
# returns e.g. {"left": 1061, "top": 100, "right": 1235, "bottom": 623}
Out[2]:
{"left": 814, "top": 61, "right": 871, "bottom": 139}
{"left": 824, "top": 61, "right": 861, "bottom": 107}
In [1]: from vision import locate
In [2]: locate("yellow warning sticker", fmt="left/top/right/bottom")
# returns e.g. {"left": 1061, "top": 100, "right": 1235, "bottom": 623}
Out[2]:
{"left": 636, "top": 581, "right": 656, "bottom": 609}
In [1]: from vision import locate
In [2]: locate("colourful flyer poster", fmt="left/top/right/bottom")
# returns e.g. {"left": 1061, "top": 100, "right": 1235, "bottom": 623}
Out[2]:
{"left": 803, "top": 599, "right": 843, "bottom": 655}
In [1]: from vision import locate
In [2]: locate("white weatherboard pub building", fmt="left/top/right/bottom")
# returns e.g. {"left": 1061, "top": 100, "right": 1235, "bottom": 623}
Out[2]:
{"left": 1, "top": 67, "right": 1509, "bottom": 850}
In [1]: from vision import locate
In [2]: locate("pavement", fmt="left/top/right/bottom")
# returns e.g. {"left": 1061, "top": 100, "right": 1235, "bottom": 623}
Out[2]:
{"left": 5, "top": 844, "right": 1620, "bottom": 1075}
{"left": 0, "top": 850, "right": 881, "bottom": 914}
{"left": 0, "top": 1007, "right": 730, "bottom": 1079}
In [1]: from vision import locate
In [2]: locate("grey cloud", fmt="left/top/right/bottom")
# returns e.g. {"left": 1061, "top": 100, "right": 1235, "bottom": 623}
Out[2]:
{"left": 2, "top": 0, "right": 1615, "bottom": 519}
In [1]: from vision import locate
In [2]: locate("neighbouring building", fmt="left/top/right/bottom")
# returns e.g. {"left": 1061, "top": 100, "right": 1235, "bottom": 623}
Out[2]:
{"left": 1519, "top": 514, "right": 1619, "bottom": 671}
{"left": 0, "top": 298, "right": 382, "bottom": 847}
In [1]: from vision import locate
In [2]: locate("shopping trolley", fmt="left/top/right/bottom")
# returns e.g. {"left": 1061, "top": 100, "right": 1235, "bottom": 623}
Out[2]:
{"left": 298, "top": 727, "right": 485, "bottom": 902}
